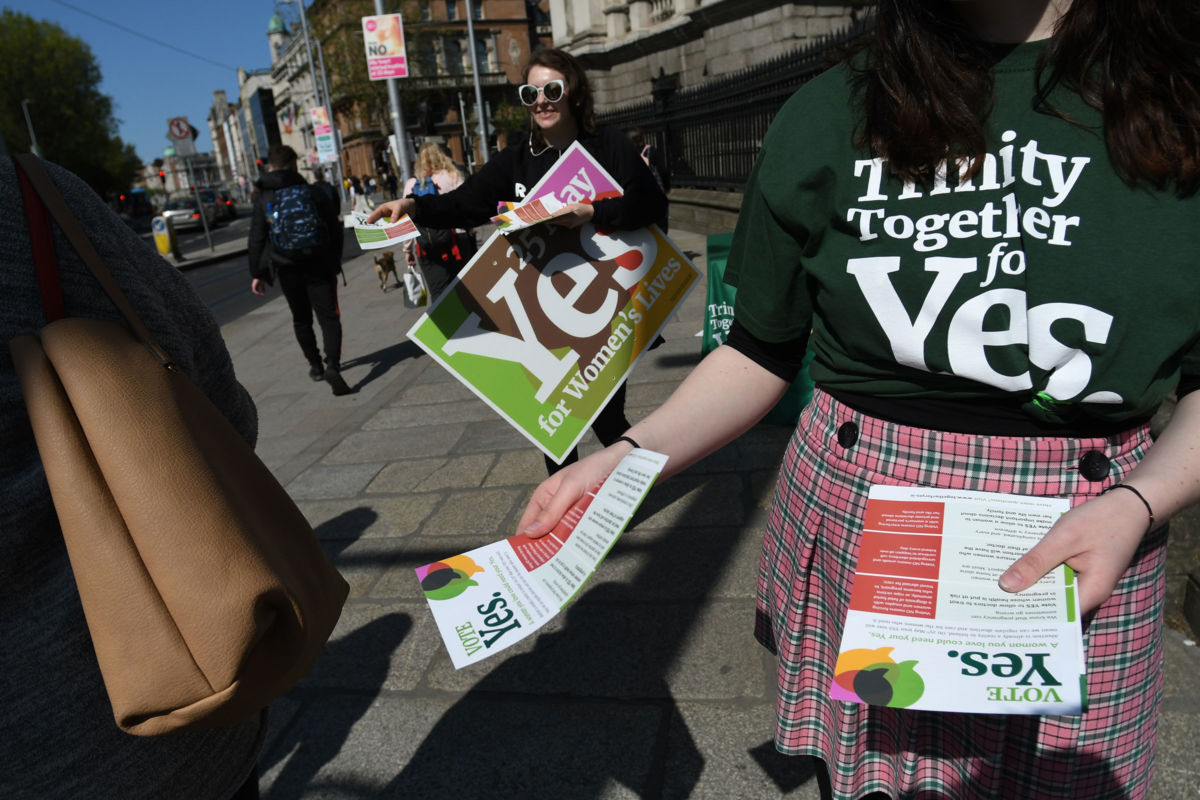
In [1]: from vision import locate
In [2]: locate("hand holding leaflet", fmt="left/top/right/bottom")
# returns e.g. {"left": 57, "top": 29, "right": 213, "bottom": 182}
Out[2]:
{"left": 417, "top": 448, "right": 668, "bottom": 668}
{"left": 833, "top": 486, "right": 1086, "bottom": 715}
{"left": 352, "top": 210, "right": 421, "bottom": 250}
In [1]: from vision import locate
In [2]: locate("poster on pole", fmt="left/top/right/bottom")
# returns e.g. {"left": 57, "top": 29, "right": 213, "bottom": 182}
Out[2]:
{"left": 310, "top": 106, "right": 338, "bottom": 163}
{"left": 362, "top": 14, "right": 408, "bottom": 80}
{"left": 406, "top": 143, "right": 699, "bottom": 464}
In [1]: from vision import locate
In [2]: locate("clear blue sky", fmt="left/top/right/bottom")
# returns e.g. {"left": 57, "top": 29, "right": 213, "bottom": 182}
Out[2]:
{"left": 8, "top": 0, "right": 288, "bottom": 163}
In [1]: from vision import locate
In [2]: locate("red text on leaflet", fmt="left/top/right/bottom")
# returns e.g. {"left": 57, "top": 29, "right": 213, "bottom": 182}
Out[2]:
{"left": 848, "top": 574, "right": 938, "bottom": 618}
{"left": 863, "top": 499, "right": 944, "bottom": 534}
{"left": 857, "top": 532, "right": 942, "bottom": 581}
{"left": 505, "top": 485, "right": 598, "bottom": 570}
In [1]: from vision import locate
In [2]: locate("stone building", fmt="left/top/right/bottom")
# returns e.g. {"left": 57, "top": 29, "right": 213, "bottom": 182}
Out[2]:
{"left": 553, "top": 0, "right": 866, "bottom": 232}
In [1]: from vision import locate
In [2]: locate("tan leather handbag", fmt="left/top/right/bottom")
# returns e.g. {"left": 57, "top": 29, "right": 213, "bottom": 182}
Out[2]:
{"left": 9, "top": 153, "right": 349, "bottom": 736}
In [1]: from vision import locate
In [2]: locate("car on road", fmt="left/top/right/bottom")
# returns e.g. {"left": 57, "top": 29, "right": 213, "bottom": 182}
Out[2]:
{"left": 161, "top": 195, "right": 216, "bottom": 232}
{"left": 200, "top": 188, "right": 238, "bottom": 221}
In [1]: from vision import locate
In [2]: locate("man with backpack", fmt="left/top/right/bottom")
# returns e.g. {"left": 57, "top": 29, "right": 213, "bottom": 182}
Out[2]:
{"left": 248, "top": 144, "right": 351, "bottom": 395}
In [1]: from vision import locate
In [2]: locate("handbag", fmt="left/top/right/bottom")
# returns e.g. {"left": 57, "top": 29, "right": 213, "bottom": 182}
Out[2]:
{"left": 403, "top": 264, "right": 427, "bottom": 308}
{"left": 8, "top": 153, "right": 350, "bottom": 736}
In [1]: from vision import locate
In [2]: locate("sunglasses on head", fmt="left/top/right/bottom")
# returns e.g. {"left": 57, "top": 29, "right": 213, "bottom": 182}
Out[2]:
{"left": 518, "top": 79, "right": 566, "bottom": 106}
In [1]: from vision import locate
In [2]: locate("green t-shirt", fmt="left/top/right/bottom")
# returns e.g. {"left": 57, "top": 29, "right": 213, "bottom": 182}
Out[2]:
{"left": 726, "top": 40, "right": 1200, "bottom": 426}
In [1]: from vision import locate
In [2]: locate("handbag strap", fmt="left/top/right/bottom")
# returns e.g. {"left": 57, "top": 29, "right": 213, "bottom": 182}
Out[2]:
{"left": 12, "top": 153, "right": 173, "bottom": 366}
{"left": 15, "top": 157, "right": 66, "bottom": 323}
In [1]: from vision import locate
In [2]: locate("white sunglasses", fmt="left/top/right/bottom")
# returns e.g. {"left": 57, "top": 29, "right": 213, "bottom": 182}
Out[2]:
{"left": 518, "top": 79, "right": 566, "bottom": 106}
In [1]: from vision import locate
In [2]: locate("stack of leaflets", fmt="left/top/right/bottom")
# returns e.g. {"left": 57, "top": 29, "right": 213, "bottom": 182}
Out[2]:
{"left": 833, "top": 486, "right": 1086, "bottom": 715}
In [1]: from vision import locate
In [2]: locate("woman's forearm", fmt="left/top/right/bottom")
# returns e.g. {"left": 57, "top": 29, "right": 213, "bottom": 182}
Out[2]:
{"left": 623, "top": 344, "right": 790, "bottom": 480}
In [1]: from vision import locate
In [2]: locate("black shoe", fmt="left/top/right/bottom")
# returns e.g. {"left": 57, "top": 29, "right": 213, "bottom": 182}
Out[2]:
{"left": 324, "top": 366, "right": 353, "bottom": 396}
{"left": 308, "top": 363, "right": 325, "bottom": 381}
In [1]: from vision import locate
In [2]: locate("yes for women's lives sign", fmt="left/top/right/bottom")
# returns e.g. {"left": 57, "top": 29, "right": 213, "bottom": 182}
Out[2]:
{"left": 407, "top": 142, "right": 699, "bottom": 463}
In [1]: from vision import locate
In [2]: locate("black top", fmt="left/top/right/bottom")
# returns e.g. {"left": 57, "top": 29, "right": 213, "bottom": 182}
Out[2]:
{"left": 410, "top": 125, "right": 668, "bottom": 232}
{"left": 248, "top": 169, "right": 344, "bottom": 281}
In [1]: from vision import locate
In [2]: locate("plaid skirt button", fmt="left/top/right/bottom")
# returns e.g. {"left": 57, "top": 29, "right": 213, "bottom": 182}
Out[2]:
{"left": 836, "top": 421, "right": 859, "bottom": 448}
{"left": 1079, "top": 450, "right": 1111, "bottom": 481}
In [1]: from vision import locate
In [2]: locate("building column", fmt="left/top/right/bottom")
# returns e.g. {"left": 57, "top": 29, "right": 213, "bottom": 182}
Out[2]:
{"left": 629, "top": 0, "right": 651, "bottom": 31}
{"left": 604, "top": 4, "right": 630, "bottom": 40}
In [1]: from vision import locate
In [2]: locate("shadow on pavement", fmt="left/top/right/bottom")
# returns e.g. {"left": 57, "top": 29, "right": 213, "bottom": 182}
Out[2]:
{"left": 372, "top": 437, "right": 817, "bottom": 799}
{"left": 341, "top": 340, "right": 425, "bottom": 392}
{"left": 260, "top": 613, "right": 413, "bottom": 800}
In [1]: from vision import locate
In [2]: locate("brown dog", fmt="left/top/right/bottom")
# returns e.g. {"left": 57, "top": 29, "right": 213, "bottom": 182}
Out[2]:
{"left": 373, "top": 250, "right": 399, "bottom": 292}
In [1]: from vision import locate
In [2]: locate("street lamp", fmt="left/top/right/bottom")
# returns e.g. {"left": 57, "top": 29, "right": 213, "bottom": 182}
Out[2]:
{"left": 21, "top": 99, "right": 41, "bottom": 157}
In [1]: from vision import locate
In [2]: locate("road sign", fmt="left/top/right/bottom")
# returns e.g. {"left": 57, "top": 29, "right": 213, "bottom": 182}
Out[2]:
{"left": 168, "top": 117, "right": 190, "bottom": 140}
{"left": 167, "top": 116, "right": 195, "bottom": 156}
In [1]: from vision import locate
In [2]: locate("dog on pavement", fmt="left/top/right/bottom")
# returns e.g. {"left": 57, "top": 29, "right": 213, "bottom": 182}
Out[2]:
{"left": 374, "top": 250, "right": 399, "bottom": 292}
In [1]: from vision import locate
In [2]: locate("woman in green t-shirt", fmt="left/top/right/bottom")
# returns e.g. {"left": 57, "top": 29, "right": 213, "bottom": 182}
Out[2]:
{"left": 519, "top": 2, "right": 1200, "bottom": 798}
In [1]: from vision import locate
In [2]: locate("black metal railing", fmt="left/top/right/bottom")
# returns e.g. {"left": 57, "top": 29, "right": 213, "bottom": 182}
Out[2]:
{"left": 601, "top": 18, "right": 870, "bottom": 191}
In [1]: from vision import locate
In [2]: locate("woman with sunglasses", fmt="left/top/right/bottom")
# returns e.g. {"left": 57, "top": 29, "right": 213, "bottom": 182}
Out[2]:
{"left": 369, "top": 47, "right": 667, "bottom": 474}
{"left": 517, "top": 1, "right": 1200, "bottom": 798}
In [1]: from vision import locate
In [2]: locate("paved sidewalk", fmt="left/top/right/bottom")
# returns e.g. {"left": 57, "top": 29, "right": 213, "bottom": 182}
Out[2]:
{"left": 217, "top": 229, "right": 1200, "bottom": 799}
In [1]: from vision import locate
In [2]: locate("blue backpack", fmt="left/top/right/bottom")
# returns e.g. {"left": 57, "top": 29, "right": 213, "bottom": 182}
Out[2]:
{"left": 412, "top": 176, "right": 439, "bottom": 197}
{"left": 267, "top": 184, "right": 328, "bottom": 252}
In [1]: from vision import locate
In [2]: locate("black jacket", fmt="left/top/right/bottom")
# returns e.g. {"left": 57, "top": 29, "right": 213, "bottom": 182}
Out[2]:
{"left": 410, "top": 125, "right": 668, "bottom": 232}
{"left": 248, "top": 169, "right": 344, "bottom": 282}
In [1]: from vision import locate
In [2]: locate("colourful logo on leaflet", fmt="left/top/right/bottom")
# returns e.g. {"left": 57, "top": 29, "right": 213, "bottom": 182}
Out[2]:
{"left": 416, "top": 555, "right": 484, "bottom": 600}
{"left": 831, "top": 646, "right": 925, "bottom": 708}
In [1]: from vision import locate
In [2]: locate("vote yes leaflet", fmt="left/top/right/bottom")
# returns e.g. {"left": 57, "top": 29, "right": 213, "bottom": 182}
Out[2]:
{"left": 833, "top": 486, "right": 1087, "bottom": 715}
{"left": 417, "top": 448, "right": 667, "bottom": 668}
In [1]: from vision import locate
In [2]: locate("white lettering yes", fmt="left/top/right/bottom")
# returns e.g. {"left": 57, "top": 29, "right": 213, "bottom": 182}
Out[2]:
{"left": 846, "top": 256, "right": 1115, "bottom": 401}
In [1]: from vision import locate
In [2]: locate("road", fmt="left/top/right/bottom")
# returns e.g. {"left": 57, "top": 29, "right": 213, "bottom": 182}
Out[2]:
{"left": 169, "top": 210, "right": 363, "bottom": 327}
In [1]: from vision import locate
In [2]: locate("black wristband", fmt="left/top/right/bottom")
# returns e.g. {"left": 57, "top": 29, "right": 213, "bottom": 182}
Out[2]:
{"left": 1100, "top": 483, "right": 1155, "bottom": 533}
{"left": 616, "top": 435, "right": 640, "bottom": 450}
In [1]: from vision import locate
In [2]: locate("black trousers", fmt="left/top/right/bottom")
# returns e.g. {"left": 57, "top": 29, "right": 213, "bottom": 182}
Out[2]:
{"left": 277, "top": 266, "right": 342, "bottom": 369}
{"left": 544, "top": 382, "right": 630, "bottom": 475}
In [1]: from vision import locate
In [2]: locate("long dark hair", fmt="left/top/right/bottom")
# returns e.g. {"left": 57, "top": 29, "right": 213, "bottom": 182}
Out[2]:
{"left": 850, "top": 0, "right": 1200, "bottom": 195}
{"left": 522, "top": 47, "right": 597, "bottom": 144}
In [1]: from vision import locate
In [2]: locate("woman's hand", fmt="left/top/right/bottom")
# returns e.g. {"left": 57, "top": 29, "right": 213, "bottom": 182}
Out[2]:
{"left": 518, "top": 445, "right": 629, "bottom": 538}
{"left": 549, "top": 202, "right": 594, "bottom": 229}
{"left": 999, "top": 487, "right": 1152, "bottom": 614}
{"left": 367, "top": 197, "right": 415, "bottom": 224}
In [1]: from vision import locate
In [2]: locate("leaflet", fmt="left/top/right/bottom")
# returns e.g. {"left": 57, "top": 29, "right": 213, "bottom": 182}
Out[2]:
{"left": 352, "top": 211, "right": 420, "bottom": 249}
{"left": 833, "top": 486, "right": 1086, "bottom": 715}
{"left": 417, "top": 448, "right": 668, "bottom": 668}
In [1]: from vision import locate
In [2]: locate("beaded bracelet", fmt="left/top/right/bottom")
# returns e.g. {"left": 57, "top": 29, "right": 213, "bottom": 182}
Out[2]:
{"left": 616, "top": 435, "right": 641, "bottom": 450}
{"left": 1100, "top": 483, "right": 1155, "bottom": 534}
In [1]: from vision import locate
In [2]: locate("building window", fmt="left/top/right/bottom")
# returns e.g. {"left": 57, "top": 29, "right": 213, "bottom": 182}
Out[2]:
{"left": 416, "top": 40, "right": 437, "bottom": 75}
{"left": 472, "top": 0, "right": 482, "bottom": 19}
{"left": 419, "top": 0, "right": 430, "bottom": 21}
{"left": 444, "top": 38, "right": 462, "bottom": 73}
{"left": 445, "top": 0, "right": 457, "bottom": 20}
{"left": 474, "top": 37, "right": 488, "bottom": 72}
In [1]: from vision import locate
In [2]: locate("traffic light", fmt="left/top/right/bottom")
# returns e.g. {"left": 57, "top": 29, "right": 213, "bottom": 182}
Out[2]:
{"left": 158, "top": 170, "right": 166, "bottom": 186}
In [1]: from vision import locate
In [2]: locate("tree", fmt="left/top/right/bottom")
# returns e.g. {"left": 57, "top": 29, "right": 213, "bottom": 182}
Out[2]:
{"left": 0, "top": 10, "right": 142, "bottom": 196}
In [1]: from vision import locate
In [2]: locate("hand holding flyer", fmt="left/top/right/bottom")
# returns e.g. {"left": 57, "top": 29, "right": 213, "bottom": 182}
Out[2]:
{"left": 833, "top": 486, "right": 1086, "bottom": 715}
{"left": 417, "top": 448, "right": 668, "bottom": 668}
{"left": 352, "top": 211, "right": 420, "bottom": 250}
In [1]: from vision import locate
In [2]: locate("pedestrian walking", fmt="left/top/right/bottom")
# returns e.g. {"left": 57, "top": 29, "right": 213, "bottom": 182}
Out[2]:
{"left": 248, "top": 144, "right": 351, "bottom": 396}
{"left": 399, "top": 142, "right": 471, "bottom": 301}
{"left": 518, "top": 2, "right": 1200, "bottom": 798}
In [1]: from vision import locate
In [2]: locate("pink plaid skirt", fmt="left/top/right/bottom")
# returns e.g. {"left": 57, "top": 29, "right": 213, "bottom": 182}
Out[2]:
{"left": 755, "top": 388, "right": 1166, "bottom": 800}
